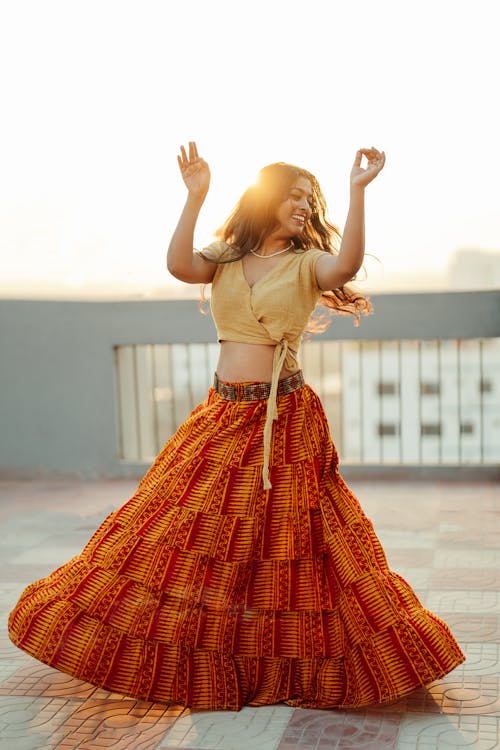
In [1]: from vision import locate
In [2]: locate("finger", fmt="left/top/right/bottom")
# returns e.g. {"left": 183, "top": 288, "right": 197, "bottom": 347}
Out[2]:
{"left": 369, "top": 152, "right": 385, "bottom": 174}
{"left": 179, "top": 145, "right": 188, "bottom": 166}
{"left": 356, "top": 148, "right": 377, "bottom": 166}
{"left": 189, "top": 141, "right": 198, "bottom": 161}
{"left": 366, "top": 148, "right": 384, "bottom": 165}
{"left": 360, "top": 147, "right": 379, "bottom": 158}
{"left": 191, "top": 141, "right": 199, "bottom": 159}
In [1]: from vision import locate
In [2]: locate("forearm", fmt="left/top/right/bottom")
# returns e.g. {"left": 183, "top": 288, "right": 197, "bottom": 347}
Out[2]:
{"left": 337, "top": 185, "right": 365, "bottom": 279}
{"left": 166, "top": 193, "right": 205, "bottom": 278}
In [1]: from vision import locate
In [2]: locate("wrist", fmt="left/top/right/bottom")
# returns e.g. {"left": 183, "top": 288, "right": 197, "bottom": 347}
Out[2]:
{"left": 349, "top": 181, "right": 366, "bottom": 195}
{"left": 186, "top": 191, "right": 207, "bottom": 207}
{"left": 349, "top": 184, "right": 366, "bottom": 205}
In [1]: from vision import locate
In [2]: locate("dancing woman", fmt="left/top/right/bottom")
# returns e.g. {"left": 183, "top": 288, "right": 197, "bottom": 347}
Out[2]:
{"left": 8, "top": 142, "right": 464, "bottom": 709}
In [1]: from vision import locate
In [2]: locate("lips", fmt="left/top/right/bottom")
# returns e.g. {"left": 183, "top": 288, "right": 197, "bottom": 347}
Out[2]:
{"left": 291, "top": 214, "right": 306, "bottom": 226}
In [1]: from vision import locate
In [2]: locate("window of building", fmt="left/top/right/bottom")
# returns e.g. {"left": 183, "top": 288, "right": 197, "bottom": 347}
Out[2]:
{"left": 479, "top": 378, "right": 493, "bottom": 394}
{"left": 420, "top": 381, "right": 440, "bottom": 395}
{"left": 460, "top": 422, "right": 474, "bottom": 435}
{"left": 421, "top": 423, "right": 441, "bottom": 436}
{"left": 378, "top": 423, "right": 399, "bottom": 437}
{"left": 377, "top": 381, "right": 399, "bottom": 396}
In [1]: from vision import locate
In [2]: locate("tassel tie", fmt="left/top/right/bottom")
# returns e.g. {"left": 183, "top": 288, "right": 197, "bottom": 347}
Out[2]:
{"left": 262, "top": 339, "right": 297, "bottom": 490}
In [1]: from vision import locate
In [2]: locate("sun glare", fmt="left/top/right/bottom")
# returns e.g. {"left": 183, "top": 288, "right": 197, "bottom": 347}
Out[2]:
{"left": 0, "top": 0, "right": 499, "bottom": 295}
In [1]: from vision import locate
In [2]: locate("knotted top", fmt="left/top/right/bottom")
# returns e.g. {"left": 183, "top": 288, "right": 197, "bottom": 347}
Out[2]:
{"left": 198, "top": 241, "right": 325, "bottom": 489}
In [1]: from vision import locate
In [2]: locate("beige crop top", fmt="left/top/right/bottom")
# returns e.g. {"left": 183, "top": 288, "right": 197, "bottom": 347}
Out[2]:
{"left": 198, "top": 241, "right": 326, "bottom": 490}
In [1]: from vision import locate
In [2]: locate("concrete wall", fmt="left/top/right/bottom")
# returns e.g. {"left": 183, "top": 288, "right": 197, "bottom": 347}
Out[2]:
{"left": 1, "top": 291, "right": 499, "bottom": 478}
{"left": 0, "top": 299, "right": 214, "bottom": 478}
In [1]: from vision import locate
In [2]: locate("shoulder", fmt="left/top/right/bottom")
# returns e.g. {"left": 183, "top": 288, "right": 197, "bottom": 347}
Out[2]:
{"left": 197, "top": 241, "right": 242, "bottom": 263}
{"left": 296, "top": 248, "right": 328, "bottom": 265}
{"left": 295, "top": 248, "right": 329, "bottom": 285}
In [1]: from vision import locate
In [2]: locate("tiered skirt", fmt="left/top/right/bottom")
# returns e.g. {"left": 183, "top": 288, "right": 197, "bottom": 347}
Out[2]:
{"left": 8, "top": 382, "right": 465, "bottom": 709}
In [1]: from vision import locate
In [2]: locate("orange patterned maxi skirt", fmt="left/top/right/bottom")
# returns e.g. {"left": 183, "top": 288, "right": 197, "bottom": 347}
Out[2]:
{"left": 8, "top": 378, "right": 465, "bottom": 710}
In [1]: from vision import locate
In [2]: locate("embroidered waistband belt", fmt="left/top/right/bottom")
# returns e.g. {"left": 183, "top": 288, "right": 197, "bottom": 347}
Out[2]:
{"left": 213, "top": 370, "right": 305, "bottom": 402}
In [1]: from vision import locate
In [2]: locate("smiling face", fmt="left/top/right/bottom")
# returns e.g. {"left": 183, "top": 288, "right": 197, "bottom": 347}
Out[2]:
{"left": 217, "top": 162, "right": 334, "bottom": 254}
{"left": 274, "top": 176, "right": 313, "bottom": 237}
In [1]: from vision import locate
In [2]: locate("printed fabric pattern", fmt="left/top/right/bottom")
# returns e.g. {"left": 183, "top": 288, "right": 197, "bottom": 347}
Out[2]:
{"left": 8, "top": 384, "right": 465, "bottom": 710}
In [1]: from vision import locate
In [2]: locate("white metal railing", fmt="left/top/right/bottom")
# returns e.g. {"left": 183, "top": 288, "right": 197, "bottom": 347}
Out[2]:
{"left": 114, "top": 336, "right": 500, "bottom": 466}
{"left": 3, "top": 291, "right": 498, "bottom": 479}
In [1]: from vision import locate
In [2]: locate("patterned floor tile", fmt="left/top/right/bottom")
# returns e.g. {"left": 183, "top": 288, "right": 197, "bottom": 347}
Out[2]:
{"left": 361, "top": 687, "right": 444, "bottom": 716}
{"left": 0, "top": 696, "right": 76, "bottom": 747}
{"left": 0, "top": 660, "right": 30, "bottom": 685}
{"left": 0, "top": 583, "right": 29, "bottom": 607}
{"left": 392, "top": 567, "right": 431, "bottom": 589}
{"left": 276, "top": 708, "right": 401, "bottom": 750}
{"left": 423, "top": 590, "right": 500, "bottom": 615}
{"left": 439, "top": 529, "right": 500, "bottom": 550}
{"left": 424, "top": 677, "right": 500, "bottom": 717}
{"left": 0, "top": 662, "right": 105, "bottom": 698}
{"left": 396, "top": 714, "right": 500, "bottom": 749}
{"left": 0, "top": 694, "right": 184, "bottom": 750}
{"left": 430, "top": 569, "right": 500, "bottom": 591}
{"left": 433, "top": 550, "right": 500, "bottom": 569}
{"left": 457, "top": 644, "right": 500, "bottom": 676}
{"left": 438, "top": 487, "right": 500, "bottom": 509}
{"left": 0, "top": 563, "right": 59, "bottom": 583}
{"left": 384, "top": 549, "right": 435, "bottom": 567}
{"left": 1, "top": 479, "right": 499, "bottom": 750}
{"left": 0, "top": 735, "right": 50, "bottom": 750}
{"left": 10, "top": 545, "right": 83, "bottom": 567}
{"left": 441, "top": 614, "right": 500, "bottom": 643}
{"left": 0, "top": 630, "right": 29, "bottom": 659}
{"left": 376, "top": 677, "right": 500, "bottom": 719}
{"left": 0, "top": 479, "right": 133, "bottom": 521}
{"left": 57, "top": 698, "right": 185, "bottom": 750}
{"left": 158, "top": 705, "right": 294, "bottom": 750}
{"left": 439, "top": 508, "right": 500, "bottom": 530}
{"left": 375, "top": 530, "right": 438, "bottom": 549}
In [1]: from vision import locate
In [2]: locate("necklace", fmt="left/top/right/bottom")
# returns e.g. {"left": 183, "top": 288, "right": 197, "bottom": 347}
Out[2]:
{"left": 249, "top": 243, "right": 293, "bottom": 259}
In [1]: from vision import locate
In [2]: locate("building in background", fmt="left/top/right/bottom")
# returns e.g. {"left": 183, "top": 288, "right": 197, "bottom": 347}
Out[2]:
{"left": 448, "top": 248, "right": 500, "bottom": 290}
{"left": 340, "top": 338, "right": 500, "bottom": 465}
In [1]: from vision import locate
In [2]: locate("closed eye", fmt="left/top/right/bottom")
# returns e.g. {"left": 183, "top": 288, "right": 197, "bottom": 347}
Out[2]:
{"left": 290, "top": 190, "right": 314, "bottom": 207}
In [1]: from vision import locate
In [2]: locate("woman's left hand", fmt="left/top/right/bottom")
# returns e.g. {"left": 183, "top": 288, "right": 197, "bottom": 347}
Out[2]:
{"left": 350, "top": 147, "right": 386, "bottom": 188}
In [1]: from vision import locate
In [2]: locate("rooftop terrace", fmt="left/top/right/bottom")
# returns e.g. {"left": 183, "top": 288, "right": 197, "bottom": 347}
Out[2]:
{"left": 1, "top": 476, "right": 499, "bottom": 750}
{"left": 1, "top": 290, "right": 499, "bottom": 746}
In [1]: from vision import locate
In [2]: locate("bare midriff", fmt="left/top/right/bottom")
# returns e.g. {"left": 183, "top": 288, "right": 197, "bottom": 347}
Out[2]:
{"left": 215, "top": 341, "right": 298, "bottom": 383}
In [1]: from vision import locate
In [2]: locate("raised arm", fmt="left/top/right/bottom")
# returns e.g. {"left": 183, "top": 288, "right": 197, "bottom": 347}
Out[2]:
{"left": 166, "top": 141, "right": 217, "bottom": 284}
{"left": 315, "top": 147, "right": 385, "bottom": 290}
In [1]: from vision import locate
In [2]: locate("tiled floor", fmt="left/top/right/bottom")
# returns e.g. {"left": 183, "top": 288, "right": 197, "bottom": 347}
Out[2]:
{"left": 0, "top": 477, "right": 499, "bottom": 749}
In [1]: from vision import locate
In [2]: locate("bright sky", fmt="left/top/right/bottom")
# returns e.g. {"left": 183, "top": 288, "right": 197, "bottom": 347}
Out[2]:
{"left": 1, "top": 0, "right": 499, "bottom": 294}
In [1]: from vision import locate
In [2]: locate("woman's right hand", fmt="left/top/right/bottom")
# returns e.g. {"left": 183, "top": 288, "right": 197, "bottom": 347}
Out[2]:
{"left": 177, "top": 141, "right": 210, "bottom": 199}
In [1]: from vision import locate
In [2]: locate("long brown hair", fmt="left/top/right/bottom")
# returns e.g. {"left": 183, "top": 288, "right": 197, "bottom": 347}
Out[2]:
{"left": 215, "top": 162, "right": 372, "bottom": 327}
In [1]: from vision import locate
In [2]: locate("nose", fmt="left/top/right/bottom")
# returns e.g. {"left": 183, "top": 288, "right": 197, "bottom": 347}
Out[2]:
{"left": 297, "top": 195, "right": 311, "bottom": 213}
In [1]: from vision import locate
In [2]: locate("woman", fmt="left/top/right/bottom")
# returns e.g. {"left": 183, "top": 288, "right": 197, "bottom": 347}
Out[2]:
{"left": 8, "top": 142, "right": 464, "bottom": 710}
